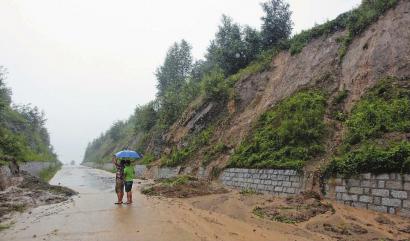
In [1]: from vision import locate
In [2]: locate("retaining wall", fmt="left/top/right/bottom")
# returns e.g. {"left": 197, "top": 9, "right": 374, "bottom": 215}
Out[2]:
{"left": 80, "top": 162, "right": 410, "bottom": 218}
{"left": 325, "top": 173, "right": 410, "bottom": 218}
{"left": 0, "top": 161, "right": 55, "bottom": 190}
{"left": 20, "top": 162, "right": 54, "bottom": 177}
{"left": 0, "top": 165, "right": 12, "bottom": 190}
{"left": 220, "top": 168, "right": 305, "bottom": 196}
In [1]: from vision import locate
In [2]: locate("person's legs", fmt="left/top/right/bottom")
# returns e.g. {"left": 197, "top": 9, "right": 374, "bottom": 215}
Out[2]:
{"left": 126, "top": 192, "right": 131, "bottom": 204}
{"left": 124, "top": 181, "right": 133, "bottom": 204}
{"left": 115, "top": 180, "right": 124, "bottom": 204}
{"left": 118, "top": 192, "right": 124, "bottom": 203}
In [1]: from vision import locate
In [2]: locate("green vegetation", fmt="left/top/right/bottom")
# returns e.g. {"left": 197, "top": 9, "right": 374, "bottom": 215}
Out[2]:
{"left": 228, "top": 48, "right": 277, "bottom": 83}
{"left": 159, "top": 175, "right": 197, "bottom": 186}
{"left": 0, "top": 222, "right": 13, "bottom": 231}
{"left": 253, "top": 206, "right": 296, "bottom": 224}
{"left": 260, "top": 0, "right": 292, "bottom": 49}
{"left": 201, "top": 67, "right": 229, "bottom": 102}
{"left": 345, "top": 78, "right": 410, "bottom": 145}
{"left": 229, "top": 91, "right": 327, "bottom": 170}
{"left": 326, "top": 77, "right": 410, "bottom": 176}
{"left": 327, "top": 141, "right": 410, "bottom": 177}
{"left": 140, "top": 153, "right": 155, "bottom": 165}
{"left": 39, "top": 163, "right": 62, "bottom": 182}
{"left": 0, "top": 67, "right": 57, "bottom": 164}
{"left": 288, "top": 0, "right": 398, "bottom": 56}
{"left": 161, "top": 126, "right": 214, "bottom": 167}
{"left": 330, "top": 90, "right": 349, "bottom": 122}
{"left": 202, "top": 142, "right": 228, "bottom": 166}
{"left": 338, "top": 0, "right": 398, "bottom": 59}
{"left": 239, "top": 188, "right": 262, "bottom": 196}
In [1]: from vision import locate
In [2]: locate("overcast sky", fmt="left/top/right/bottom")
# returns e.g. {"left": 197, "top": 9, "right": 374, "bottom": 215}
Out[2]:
{"left": 0, "top": 0, "right": 360, "bottom": 164}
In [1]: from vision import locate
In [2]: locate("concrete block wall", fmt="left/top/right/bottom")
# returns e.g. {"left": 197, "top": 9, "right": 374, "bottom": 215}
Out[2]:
{"left": 0, "top": 165, "right": 12, "bottom": 190}
{"left": 220, "top": 168, "right": 304, "bottom": 195}
{"left": 325, "top": 173, "right": 410, "bottom": 218}
{"left": 135, "top": 165, "right": 147, "bottom": 177}
{"left": 20, "top": 162, "right": 53, "bottom": 177}
{"left": 157, "top": 167, "right": 181, "bottom": 179}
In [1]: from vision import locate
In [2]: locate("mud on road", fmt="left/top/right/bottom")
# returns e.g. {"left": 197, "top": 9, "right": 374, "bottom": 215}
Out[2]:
{"left": 0, "top": 171, "right": 76, "bottom": 224}
{"left": 1, "top": 166, "right": 410, "bottom": 241}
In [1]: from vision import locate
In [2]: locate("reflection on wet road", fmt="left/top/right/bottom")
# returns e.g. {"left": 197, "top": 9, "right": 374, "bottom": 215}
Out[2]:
{"left": 50, "top": 166, "right": 115, "bottom": 192}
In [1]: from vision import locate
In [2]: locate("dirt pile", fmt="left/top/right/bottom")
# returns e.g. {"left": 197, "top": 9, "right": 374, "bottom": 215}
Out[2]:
{"left": 0, "top": 171, "right": 76, "bottom": 223}
{"left": 141, "top": 175, "right": 227, "bottom": 198}
{"left": 186, "top": 191, "right": 410, "bottom": 241}
{"left": 252, "top": 191, "right": 334, "bottom": 223}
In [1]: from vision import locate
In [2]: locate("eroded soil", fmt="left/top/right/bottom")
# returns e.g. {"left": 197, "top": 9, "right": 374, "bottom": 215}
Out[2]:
{"left": 141, "top": 175, "right": 227, "bottom": 198}
{"left": 0, "top": 171, "right": 76, "bottom": 223}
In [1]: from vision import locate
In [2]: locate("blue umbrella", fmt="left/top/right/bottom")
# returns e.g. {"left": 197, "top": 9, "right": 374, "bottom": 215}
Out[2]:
{"left": 115, "top": 150, "right": 142, "bottom": 159}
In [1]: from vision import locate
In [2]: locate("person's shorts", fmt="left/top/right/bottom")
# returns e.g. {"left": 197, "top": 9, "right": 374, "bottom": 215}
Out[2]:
{"left": 115, "top": 180, "right": 124, "bottom": 193}
{"left": 124, "top": 181, "right": 133, "bottom": 192}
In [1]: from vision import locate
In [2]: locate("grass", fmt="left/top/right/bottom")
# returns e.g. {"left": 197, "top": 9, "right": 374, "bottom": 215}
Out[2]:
{"left": 229, "top": 90, "right": 327, "bottom": 170}
{"left": 140, "top": 153, "right": 155, "bottom": 165}
{"left": 202, "top": 142, "right": 228, "bottom": 167}
{"left": 325, "top": 77, "right": 410, "bottom": 177}
{"left": 39, "top": 163, "right": 62, "bottom": 182}
{"left": 330, "top": 90, "right": 349, "bottom": 122}
{"left": 228, "top": 48, "right": 278, "bottom": 83}
{"left": 159, "top": 175, "right": 197, "bottom": 186}
{"left": 141, "top": 186, "right": 154, "bottom": 195}
{"left": 252, "top": 207, "right": 296, "bottom": 224}
{"left": 161, "top": 126, "right": 215, "bottom": 167}
{"left": 0, "top": 222, "right": 14, "bottom": 232}
{"left": 239, "top": 188, "right": 262, "bottom": 196}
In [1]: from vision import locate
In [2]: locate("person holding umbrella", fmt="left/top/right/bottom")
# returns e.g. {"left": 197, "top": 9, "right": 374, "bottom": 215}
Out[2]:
{"left": 112, "top": 149, "right": 142, "bottom": 205}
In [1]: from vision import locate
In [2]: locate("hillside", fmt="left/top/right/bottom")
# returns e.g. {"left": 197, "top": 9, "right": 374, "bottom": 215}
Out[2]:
{"left": 83, "top": 0, "right": 410, "bottom": 179}
{"left": 0, "top": 68, "right": 58, "bottom": 165}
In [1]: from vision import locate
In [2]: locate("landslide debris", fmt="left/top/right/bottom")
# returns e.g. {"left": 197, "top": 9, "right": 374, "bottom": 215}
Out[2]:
{"left": 141, "top": 175, "right": 227, "bottom": 198}
{"left": 0, "top": 171, "right": 76, "bottom": 223}
{"left": 252, "top": 191, "right": 334, "bottom": 223}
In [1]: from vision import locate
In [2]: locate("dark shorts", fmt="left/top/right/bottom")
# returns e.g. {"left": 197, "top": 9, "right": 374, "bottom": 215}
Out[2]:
{"left": 115, "top": 179, "right": 124, "bottom": 193}
{"left": 124, "top": 181, "right": 133, "bottom": 192}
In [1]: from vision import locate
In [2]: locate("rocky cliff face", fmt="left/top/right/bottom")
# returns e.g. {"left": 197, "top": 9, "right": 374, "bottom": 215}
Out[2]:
{"left": 155, "top": 0, "right": 410, "bottom": 176}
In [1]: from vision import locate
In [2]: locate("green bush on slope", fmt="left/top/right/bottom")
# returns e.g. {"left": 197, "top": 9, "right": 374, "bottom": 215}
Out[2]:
{"left": 326, "top": 77, "right": 410, "bottom": 176}
{"left": 161, "top": 126, "right": 214, "bottom": 167}
{"left": 229, "top": 91, "right": 327, "bottom": 170}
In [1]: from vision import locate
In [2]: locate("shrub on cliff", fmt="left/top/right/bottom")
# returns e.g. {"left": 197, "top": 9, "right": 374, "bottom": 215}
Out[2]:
{"left": 326, "top": 77, "right": 410, "bottom": 176}
{"left": 229, "top": 90, "right": 327, "bottom": 170}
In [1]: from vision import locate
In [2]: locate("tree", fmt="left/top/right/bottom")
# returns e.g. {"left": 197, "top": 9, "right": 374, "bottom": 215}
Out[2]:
{"left": 155, "top": 40, "right": 196, "bottom": 127}
{"left": 155, "top": 40, "right": 193, "bottom": 98}
{"left": 134, "top": 101, "right": 158, "bottom": 133}
{"left": 205, "top": 15, "right": 247, "bottom": 75}
{"left": 200, "top": 67, "right": 228, "bottom": 101}
{"left": 260, "top": 0, "right": 293, "bottom": 49}
{"left": 243, "top": 26, "right": 263, "bottom": 64}
{"left": 0, "top": 67, "right": 11, "bottom": 122}
{"left": 109, "top": 121, "right": 125, "bottom": 141}
{"left": 205, "top": 16, "right": 264, "bottom": 76}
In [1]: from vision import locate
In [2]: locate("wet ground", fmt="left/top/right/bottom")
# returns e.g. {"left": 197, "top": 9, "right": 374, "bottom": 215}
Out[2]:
{"left": 1, "top": 166, "right": 409, "bottom": 241}
{"left": 0, "top": 166, "right": 307, "bottom": 241}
